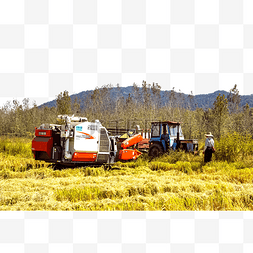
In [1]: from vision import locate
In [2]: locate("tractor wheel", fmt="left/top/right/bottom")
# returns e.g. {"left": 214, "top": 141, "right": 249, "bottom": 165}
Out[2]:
{"left": 148, "top": 144, "right": 163, "bottom": 158}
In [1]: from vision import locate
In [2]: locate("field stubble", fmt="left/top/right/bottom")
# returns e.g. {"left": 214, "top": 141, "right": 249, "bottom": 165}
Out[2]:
{"left": 1, "top": 137, "right": 253, "bottom": 210}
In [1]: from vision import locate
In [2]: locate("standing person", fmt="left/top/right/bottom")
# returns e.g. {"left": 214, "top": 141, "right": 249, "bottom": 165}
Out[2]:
{"left": 203, "top": 132, "right": 214, "bottom": 163}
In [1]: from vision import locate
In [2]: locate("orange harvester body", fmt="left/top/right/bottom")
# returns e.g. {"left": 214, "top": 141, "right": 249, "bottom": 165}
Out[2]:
{"left": 121, "top": 134, "right": 143, "bottom": 149}
{"left": 119, "top": 134, "right": 143, "bottom": 160}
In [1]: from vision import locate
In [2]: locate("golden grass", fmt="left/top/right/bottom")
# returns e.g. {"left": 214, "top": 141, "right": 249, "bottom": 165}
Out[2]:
{"left": 1, "top": 155, "right": 253, "bottom": 210}
{"left": 1, "top": 136, "right": 253, "bottom": 210}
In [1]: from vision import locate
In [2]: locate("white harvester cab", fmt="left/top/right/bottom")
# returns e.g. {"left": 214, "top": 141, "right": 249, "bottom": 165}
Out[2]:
{"left": 74, "top": 121, "right": 100, "bottom": 153}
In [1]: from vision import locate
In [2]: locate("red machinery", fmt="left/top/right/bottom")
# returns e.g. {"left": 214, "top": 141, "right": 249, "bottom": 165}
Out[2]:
{"left": 31, "top": 115, "right": 145, "bottom": 165}
{"left": 118, "top": 134, "right": 143, "bottom": 160}
{"left": 32, "top": 128, "right": 54, "bottom": 160}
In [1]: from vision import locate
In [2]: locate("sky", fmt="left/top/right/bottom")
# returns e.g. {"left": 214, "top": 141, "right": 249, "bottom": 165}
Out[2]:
{"left": 0, "top": 0, "right": 253, "bottom": 108}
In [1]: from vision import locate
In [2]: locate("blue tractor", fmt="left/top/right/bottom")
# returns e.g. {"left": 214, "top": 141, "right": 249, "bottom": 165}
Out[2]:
{"left": 148, "top": 121, "right": 198, "bottom": 157}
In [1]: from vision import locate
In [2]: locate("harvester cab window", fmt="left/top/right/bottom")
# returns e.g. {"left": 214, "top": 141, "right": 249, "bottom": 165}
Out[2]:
{"left": 151, "top": 123, "right": 160, "bottom": 137}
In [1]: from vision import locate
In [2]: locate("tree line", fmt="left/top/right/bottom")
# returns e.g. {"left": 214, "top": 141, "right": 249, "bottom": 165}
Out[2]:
{"left": 0, "top": 82, "right": 252, "bottom": 140}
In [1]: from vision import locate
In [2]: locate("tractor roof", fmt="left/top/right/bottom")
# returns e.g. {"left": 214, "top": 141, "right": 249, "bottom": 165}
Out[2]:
{"left": 151, "top": 121, "right": 182, "bottom": 125}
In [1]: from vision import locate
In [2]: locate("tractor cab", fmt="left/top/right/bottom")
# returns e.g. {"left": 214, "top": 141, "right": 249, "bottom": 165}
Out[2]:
{"left": 149, "top": 121, "right": 198, "bottom": 157}
{"left": 168, "top": 123, "right": 184, "bottom": 147}
{"left": 150, "top": 121, "right": 182, "bottom": 153}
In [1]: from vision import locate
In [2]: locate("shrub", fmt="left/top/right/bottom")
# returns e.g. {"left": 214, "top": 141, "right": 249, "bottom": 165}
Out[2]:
{"left": 214, "top": 132, "right": 253, "bottom": 162}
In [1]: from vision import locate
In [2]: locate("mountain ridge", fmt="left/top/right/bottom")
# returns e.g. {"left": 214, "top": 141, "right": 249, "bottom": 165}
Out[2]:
{"left": 39, "top": 86, "right": 253, "bottom": 110}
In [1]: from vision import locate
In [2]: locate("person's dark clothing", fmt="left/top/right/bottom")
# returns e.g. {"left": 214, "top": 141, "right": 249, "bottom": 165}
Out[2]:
{"left": 204, "top": 146, "right": 213, "bottom": 163}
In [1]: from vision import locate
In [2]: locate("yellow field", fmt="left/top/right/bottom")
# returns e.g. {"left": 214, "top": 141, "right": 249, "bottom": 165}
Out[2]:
{"left": 1, "top": 137, "right": 253, "bottom": 211}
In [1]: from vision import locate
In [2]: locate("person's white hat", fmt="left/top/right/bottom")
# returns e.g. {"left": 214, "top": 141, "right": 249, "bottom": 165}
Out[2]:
{"left": 205, "top": 132, "right": 213, "bottom": 137}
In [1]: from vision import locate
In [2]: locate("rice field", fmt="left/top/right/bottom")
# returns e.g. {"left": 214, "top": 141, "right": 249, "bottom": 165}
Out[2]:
{"left": 1, "top": 137, "right": 253, "bottom": 211}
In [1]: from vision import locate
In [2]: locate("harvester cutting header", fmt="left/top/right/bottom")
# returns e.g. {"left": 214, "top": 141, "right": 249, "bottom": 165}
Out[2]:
{"left": 31, "top": 115, "right": 198, "bottom": 166}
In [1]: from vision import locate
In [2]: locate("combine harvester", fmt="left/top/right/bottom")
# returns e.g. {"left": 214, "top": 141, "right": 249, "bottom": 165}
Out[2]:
{"left": 31, "top": 116, "right": 198, "bottom": 166}
{"left": 31, "top": 115, "right": 143, "bottom": 166}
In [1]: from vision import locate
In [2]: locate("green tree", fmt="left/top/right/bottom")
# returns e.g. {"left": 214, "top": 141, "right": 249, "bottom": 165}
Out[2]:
{"left": 56, "top": 90, "right": 71, "bottom": 115}
{"left": 72, "top": 97, "right": 81, "bottom": 115}
{"left": 169, "top": 87, "right": 177, "bottom": 120}
{"left": 29, "top": 101, "right": 41, "bottom": 132}
{"left": 227, "top": 84, "right": 241, "bottom": 113}
{"left": 151, "top": 82, "right": 161, "bottom": 116}
{"left": 241, "top": 103, "right": 253, "bottom": 135}
{"left": 194, "top": 108, "right": 205, "bottom": 139}
{"left": 12, "top": 99, "right": 24, "bottom": 136}
{"left": 212, "top": 94, "right": 229, "bottom": 139}
{"left": 141, "top": 81, "right": 151, "bottom": 114}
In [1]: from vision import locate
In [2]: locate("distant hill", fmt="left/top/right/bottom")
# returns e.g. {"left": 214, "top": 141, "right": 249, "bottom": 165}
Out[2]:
{"left": 39, "top": 86, "right": 253, "bottom": 110}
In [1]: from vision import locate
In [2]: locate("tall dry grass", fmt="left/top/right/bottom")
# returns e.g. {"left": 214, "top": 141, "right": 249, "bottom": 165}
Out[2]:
{"left": 0, "top": 136, "right": 33, "bottom": 158}
{"left": 0, "top": 134, "right": 253, "bottom": 210}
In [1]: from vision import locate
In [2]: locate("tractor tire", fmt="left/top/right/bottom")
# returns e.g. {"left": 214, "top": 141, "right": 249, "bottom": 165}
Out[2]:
{"left": 148, "top": 144, "right": 163, "bottom": 158}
